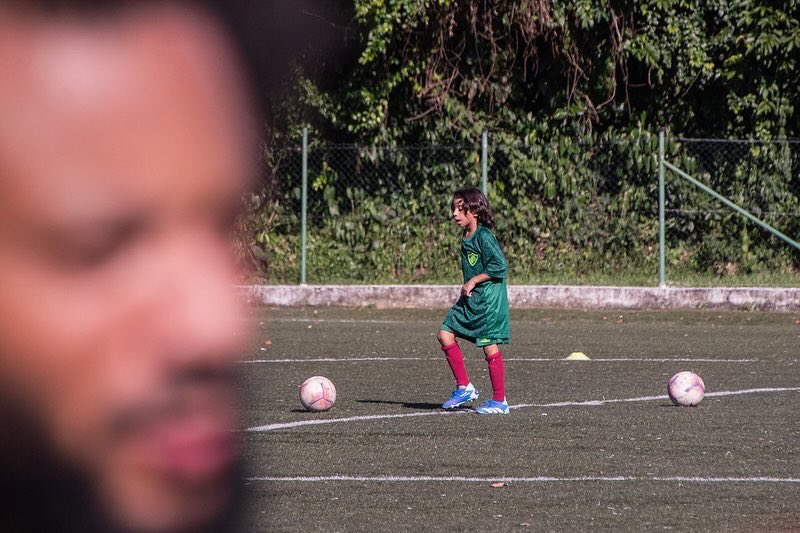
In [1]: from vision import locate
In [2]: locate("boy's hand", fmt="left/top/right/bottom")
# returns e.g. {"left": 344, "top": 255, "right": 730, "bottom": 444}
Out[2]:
{"left": 462, "top": 273, "right": 492, "bottom": 297}
{"left": 462, "top": 279, "right": 477, "bottom": 297}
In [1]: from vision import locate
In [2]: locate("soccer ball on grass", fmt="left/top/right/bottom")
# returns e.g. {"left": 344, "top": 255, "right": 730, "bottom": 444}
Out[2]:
{"left": 668, "top": 371, "right": 705, "bottom": 406}
{"left": 299, "top": 376, "right": 336, "bottom": 411}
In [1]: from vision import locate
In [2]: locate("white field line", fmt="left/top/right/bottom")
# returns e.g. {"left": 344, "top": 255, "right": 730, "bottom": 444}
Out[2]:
{"left": 246, "top": 474, "right": 800, "bottom": 484}
{"left": 239, "top": 356, "right": 759, "bottom": 364}
{"left": 245, "top": 386, "right": 800, "bottom": 432}
{"left": 259, "top": 318, "right": 419, "bottom": 325}
{"left": 240, "top": 357, "right": 434, "bottom": 364}
{"left": 510, "top": 387, "right": 799, "bottom": 409}
{"left": 247, "top": 410, "right": 463, "bottom": 432}
{"left": 257, "top": 317, "right": 727, "bottom": 326}
{"left": 568, "top": 358, "right": 760, "bottom": 363}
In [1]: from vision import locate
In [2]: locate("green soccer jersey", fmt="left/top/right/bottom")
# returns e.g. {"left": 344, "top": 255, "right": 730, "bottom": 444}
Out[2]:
{"left": 441, "top": 225, "right": 510, "bottom": 346}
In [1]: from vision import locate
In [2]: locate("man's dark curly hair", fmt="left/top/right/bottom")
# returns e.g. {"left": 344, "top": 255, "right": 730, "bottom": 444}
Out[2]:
{"left": 452, "top": 187, "right": 495, "bottom": 229}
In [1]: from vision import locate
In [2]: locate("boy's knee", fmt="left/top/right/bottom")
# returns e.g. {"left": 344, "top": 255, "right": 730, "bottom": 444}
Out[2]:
{"left": 484, "top": 346, "right": 501, "bottom": 361}
{"left": 437, "top": 329, "right": 455, "bottom": 346}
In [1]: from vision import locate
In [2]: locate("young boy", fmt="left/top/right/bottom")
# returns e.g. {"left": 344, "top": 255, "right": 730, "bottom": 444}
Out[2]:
{"left": 437, "top": 187, "right": 511, "bottom": 414}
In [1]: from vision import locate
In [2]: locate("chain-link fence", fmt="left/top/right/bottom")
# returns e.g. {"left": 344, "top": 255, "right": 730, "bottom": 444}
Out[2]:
{"left": 664, "top": 138, "right": 800, "bottom": 286}
{"left": 239, "top": 133, "right": 800, "bottom": 287}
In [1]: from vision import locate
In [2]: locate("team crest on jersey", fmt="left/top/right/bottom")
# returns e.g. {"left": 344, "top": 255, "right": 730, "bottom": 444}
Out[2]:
{"left": 467, "top": 252, "right": 479, "bottom": 266}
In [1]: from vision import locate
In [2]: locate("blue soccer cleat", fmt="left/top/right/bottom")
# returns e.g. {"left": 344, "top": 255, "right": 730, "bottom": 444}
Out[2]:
{"left": 474, "top": 399, "right": 510, "bottom": 415}
{"left": 442, "top": 383, "right": 479, "bottom": 409}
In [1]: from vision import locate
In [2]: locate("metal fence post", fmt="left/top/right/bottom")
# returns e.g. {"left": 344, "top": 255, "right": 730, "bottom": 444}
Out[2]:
{"left": 658, "top": 129, "right": 666, "bottom": 288}
{"left": 301, "top": 127, "right": 308, "bottom": 285}
{"left": 481, "top": 130, "right": 488, "bottom": 196}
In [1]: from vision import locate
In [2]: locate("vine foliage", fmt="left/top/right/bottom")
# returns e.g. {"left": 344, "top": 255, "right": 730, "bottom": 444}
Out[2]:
{"left": 239, "top": 0, "right": 800, "bottom": 284}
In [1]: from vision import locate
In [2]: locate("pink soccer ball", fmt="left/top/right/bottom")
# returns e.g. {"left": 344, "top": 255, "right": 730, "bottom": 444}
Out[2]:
{"left": 668, "top": 371, "right": 705, "bottom": 406}
{"left": 299, "top": 376, "right": 336, "bottom": 412}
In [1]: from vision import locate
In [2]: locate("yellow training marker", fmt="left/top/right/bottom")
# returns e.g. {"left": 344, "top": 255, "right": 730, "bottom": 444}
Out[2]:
{"left": 565, "top": 352, "right": 590, "bottom": 360}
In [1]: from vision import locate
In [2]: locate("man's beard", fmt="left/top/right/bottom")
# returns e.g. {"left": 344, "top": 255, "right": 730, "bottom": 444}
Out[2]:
{"left": 0, "top": 399, "right": 244, "bottom": 533}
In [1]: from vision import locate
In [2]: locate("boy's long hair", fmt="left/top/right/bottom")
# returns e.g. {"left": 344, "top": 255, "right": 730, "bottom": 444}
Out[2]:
{"left": 452, "top": 187, "right": 495, "bottom": 229}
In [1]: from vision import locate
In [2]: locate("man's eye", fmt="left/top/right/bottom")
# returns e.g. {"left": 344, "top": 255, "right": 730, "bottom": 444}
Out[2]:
{"left": 59, "top": 239, "right": 122, "bottom": 269}
{"left": 52, "top": 220, "right": 141, "bottom": 270}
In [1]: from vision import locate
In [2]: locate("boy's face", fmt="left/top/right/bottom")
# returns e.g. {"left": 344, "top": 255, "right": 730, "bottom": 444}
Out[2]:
{"left": 0, "top": 6, "right": 254, "bottom": 531}
{"left": 452, "top": 197, "right": 478, "bottom": 228}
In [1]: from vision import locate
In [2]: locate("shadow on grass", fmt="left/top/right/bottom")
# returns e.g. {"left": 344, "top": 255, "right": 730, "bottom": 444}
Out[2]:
{"left": 357, "top": 399, "right": 445, "bottom": 410}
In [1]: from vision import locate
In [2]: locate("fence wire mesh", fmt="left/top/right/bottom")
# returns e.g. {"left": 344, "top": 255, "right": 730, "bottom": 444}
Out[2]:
{"left": 240, "top": 135, "right": 799, "bottom": 286}
{"left": 665, "top": 138, "right": 800, "bottom": 285}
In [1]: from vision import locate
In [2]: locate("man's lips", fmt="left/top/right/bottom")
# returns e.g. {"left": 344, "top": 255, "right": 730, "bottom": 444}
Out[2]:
{"left": 160, "top": 416, "right": 237, "bottom": 479}
{"left": 126, "top": 410, "right": 239, "bottom": 481}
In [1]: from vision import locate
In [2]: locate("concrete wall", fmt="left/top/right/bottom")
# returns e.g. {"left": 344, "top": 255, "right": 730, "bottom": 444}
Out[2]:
{"left": 242, "top": 285, "right": 800, "bottom": 312}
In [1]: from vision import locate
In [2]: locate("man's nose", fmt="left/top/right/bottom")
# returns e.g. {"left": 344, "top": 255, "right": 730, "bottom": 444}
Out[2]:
{"left": 155, "top": 233, "right": 246, "bottom": 369}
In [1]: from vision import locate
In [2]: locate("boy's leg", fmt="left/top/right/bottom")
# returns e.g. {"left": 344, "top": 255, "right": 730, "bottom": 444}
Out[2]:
{"left": 483, "top": 344, "right": 506, "bottom": 401}
{"left": 438, "top": 329, "right": 479, "bottom": 409}
{"left": 438, "top": 329, "right": 469, "bottom": 387}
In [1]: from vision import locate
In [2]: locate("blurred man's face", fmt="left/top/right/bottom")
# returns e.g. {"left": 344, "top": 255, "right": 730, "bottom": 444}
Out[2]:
{"left": 0, "top": 6, "right": 254, "bottom": 531}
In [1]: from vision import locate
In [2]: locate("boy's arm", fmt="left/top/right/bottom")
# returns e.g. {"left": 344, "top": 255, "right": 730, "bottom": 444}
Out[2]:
{"left": 481, "top": 232, "right": 507, "bottom": 279}
{"left": 462, "top": 273, "right": 493, "bottom": 297}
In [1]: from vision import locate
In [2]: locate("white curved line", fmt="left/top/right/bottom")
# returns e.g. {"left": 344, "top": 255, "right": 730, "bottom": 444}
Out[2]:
{"left": 239, "top": 357, "right": 760, "bottom": 364}
{"left": 245, "top": 475, "right": 800, "bottom": 484}
{"left": 245, "top": 386, "right": 800, "bottom": 432}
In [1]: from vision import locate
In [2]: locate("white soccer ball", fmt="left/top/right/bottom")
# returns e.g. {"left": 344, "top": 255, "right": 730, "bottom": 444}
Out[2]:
{"left": 299, "top": 376, "right": 336, "bottom": 412}
{"left": 668, "top": 371, "right": 705, "bottom": 406}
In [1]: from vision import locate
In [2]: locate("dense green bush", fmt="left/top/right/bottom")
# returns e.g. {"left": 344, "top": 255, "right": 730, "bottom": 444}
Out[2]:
{"left": 239, "top": 0, "right": 800, "bottom": 285}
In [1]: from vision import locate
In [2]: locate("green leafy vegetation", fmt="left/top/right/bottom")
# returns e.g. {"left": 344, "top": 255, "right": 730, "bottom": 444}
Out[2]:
{"left": 239, "top": 1, "right": 800, "bottom": 286}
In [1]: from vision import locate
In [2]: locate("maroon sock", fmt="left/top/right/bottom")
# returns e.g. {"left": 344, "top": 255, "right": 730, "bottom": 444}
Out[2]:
{"left": 441, "top": 341, "right": 470, "bottom": 387}
{"left": 485, "top": 351, "right": 506, "bottom": 401}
